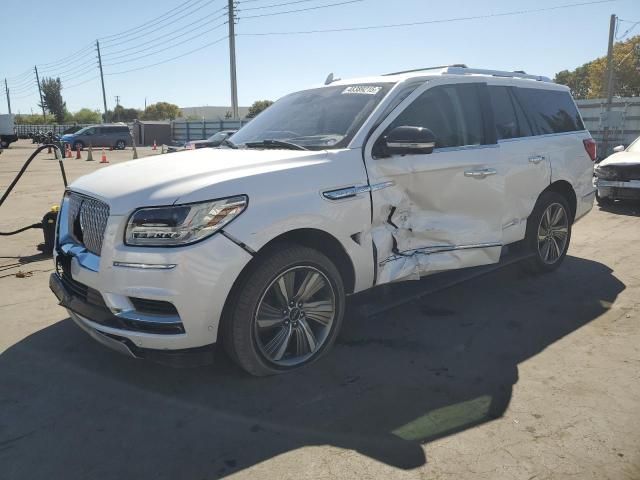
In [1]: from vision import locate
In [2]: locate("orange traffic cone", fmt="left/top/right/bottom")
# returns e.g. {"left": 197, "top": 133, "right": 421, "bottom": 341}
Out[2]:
{"left": 76, "top": 145, "right": 82, "bottom": 160}
{"left": 66, "top": 145, "right": 72, "bottom": 158}
{"left": 152, "top": 140, "right": 157, "bottom": 151}
{"left": 100, "top": 148, "right": 108, "bottom": 163}
{"left": 109, "top": 145, "right": 113, "bottom": 151}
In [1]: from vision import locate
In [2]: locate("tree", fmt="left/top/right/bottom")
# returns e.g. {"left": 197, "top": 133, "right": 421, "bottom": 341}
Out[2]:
{"left": 15, "top": 113, "right": 55, "bottom": 125}
{"left": 246, "top": 100, "right": 274, "bottom": 118}
{"left": 141, "top": 102, "right": 181, "bottom": 120}
{"left": 554, "top": 35, "right": 640, "bottom": 99}
{"left": 110, "top": 105, "right": 141, "bottom": 122}
{"left": 39, "top": 77, "right": 67, "bottom": 123}
{"left": 73, "top": 108, "right": 102, "bottom": 124}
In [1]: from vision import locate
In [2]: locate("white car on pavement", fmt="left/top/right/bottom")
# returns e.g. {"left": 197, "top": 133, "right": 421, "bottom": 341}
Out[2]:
{"left": 594, "top": 136, "right": 640, "bottom": 204}
{"left": 50, "top": 65, "right": 596, "bottom": 376}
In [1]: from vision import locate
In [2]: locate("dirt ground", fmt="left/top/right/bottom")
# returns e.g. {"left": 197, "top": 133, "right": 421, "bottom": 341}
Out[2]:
{"left": 1, "top": 139, "right": 639, "bottom": 480}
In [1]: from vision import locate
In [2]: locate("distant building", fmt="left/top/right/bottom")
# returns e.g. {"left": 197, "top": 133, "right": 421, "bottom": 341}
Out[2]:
{"left": 179, "top": 106, "right": 250, "bottom": 120}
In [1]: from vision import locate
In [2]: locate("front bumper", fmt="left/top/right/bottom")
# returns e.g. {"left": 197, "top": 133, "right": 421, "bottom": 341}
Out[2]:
{"left": 53, "top": 216, "right": 253, "bottom": 353}
{"left": 595, "top": 178, "right": 640, "bottom": 199}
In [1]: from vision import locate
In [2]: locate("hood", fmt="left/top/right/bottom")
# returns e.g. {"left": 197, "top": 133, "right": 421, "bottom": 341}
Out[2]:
{"left": 599, "top": 151, "right": 640, "bottom": 167}
{"left": 69, "top": 148, "right": 331, "bottom": 214}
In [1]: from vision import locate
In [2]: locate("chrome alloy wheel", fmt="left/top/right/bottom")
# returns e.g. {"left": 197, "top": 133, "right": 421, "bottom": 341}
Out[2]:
{"left": 254, "top": 266, "right": 336, "bottom": 367}
{"left": 537, "top": 202, "right": 569, "bottom": 265}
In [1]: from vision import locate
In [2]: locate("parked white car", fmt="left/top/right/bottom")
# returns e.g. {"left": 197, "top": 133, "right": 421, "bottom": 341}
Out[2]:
{"left": 50, "top": 66, "right": 596, "bottom": 376}
{"left": 594, "top": 136, "right": 640, "bottom": 204}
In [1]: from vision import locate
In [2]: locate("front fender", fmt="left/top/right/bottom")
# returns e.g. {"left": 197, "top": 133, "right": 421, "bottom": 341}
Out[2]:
{"left": 223, "top": 190, "right": 375, "bottom": 293}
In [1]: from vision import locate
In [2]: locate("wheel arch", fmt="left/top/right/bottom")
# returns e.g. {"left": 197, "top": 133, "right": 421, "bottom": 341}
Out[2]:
{"left": 543, "top": 180, "right": 577, "bottom": 222}
{"left": 217, "top": 228, "right": 356, "bottom": 342}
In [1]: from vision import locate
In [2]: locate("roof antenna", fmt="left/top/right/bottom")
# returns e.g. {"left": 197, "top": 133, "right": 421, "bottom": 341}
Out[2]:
{"left": 324, "top": 72, "right": 340, "bottom": 85}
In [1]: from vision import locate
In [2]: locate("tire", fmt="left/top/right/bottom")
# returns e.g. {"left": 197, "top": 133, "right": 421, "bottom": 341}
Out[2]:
{"left": 73, "top": 141, "right": 84, "bottom": 151}
{"left": 222, "top": 243, "right": 345, "bottom": 376}
{"left": 523, "top": 191, "right": 572, "bottom": 274}
{"left": 115, "top": 140, "right": 126, "bottom": 150}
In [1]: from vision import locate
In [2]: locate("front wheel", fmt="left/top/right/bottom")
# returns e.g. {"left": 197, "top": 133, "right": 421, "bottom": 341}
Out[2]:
{"left": 523, "top": 191, "right": 572, "bottom": 273}
{"left": 223, "top": 243, "right": 345, "bottom": 376}
{"left": 596, "top": 191, "right": 613, "bottom": 206}
{"left": 115, "top": 140, "right": 126, "bottom": 150}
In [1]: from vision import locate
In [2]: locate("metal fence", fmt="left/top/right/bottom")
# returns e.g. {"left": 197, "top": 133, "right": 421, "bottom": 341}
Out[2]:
{"left": 171, "top": 119, "right": 250, "bottom": 142}
{"left": 576, "top": 97, "right": 640, "bottom": 157}
{"left": 14, "top": 123, "right": 93, "bottom": 138}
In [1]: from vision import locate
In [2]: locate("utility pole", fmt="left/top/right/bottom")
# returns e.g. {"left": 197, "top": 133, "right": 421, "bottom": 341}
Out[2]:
{"left": 4, "top": 78, "right": 11, "bottom": 115}
{"left": 96, "top": 40, "right": 109, "bottom": 123}
{"left": 34, "top": 66, "right": 45, "bottom": 121}
{"left": 602, "top": 13, "right": 617, "bottom": 154}
{"left": 227, "top": 0, "right": 239, "bottom": 120}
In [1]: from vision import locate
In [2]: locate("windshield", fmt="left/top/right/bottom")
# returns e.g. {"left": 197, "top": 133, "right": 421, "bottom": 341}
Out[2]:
{"left": 627, "top": 137, "right": 640, "bottom": 153}
{"left": 231, "top": 83, "right": 393, "bottom": 150}
{"left": 207, "top": 131, "right": 228, "bottom": 142}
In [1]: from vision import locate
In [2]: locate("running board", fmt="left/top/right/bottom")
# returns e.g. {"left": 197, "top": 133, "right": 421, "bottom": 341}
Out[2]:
{"left": 351, "top": 243, "right": 534, "bottom": 318}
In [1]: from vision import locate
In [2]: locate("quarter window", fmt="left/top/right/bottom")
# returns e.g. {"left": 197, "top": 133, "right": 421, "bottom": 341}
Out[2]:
{"left": 488, "top": 86, "right": 532, "bottom": 140}
{"left": 387, "top": 84, "right": 485, "bottom": 149}
{"left": 514, "top": 88, "right": 584, "bottom": 135}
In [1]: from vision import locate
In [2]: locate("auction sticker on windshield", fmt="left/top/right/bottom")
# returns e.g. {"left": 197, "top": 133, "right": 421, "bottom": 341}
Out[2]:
{"left": 342, "top": 86, "right": 382, "bottom": 95}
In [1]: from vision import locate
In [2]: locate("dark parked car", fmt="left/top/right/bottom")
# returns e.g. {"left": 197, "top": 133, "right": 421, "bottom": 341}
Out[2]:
{"left": 184, "top": 130, "right": 237, "bottom": 149}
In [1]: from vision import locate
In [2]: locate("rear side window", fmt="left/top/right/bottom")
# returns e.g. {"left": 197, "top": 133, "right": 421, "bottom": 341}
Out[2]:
{"left": 488, "top": 86, "right": 532, "bottom": 140}
{"left": 515, "top": 88, "right": 584, "bottom": 135}
{"left": 388, "top": 83, "right": 485, "bottom": 148}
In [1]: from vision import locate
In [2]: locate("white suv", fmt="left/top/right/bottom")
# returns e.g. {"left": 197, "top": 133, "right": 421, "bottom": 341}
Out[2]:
{"left": 50, "top": 66, "right": 596, "bottom": 375}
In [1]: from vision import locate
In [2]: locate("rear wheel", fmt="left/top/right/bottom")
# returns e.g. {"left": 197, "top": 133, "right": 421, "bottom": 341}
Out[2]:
{"left": 115, "top": 140, "right": 126, "bottom": 150}
{"left": 223, "top": 243, "right": 345, "bottom": 376}
{"left": 524, "top": 191, "right": 572, "bottom": 273}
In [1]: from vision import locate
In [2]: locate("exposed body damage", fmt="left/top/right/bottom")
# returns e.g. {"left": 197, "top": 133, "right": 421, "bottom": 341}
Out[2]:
{"left": 368, "top": 162, "right": 502, "bottom": 284}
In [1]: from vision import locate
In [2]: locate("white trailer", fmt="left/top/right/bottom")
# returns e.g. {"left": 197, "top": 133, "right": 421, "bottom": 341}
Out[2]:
{"left": 0, "top": 114, "right": 18, "bottom": 148}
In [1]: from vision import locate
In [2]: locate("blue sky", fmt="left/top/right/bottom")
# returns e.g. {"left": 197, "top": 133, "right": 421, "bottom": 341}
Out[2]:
{"left": 1, "top": 0, "right": 638, "bottom": 114}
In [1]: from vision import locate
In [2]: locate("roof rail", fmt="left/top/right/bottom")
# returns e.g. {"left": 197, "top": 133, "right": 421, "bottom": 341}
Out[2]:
{"left": 383, "top": 64, "right": 468, "bottom": 76}
{"left": 384, "top": 65, "right": 552, "bottom": 82}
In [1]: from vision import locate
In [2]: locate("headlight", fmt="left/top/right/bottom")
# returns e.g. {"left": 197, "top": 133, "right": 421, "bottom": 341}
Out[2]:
{"left": 125, "top": 195, "right": 248, "bottom": 246}
{"left": 594, "top": 165, "right": 619, "bottom": 180}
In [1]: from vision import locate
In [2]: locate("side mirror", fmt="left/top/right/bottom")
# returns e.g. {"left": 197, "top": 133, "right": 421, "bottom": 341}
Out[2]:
{"left": 613, "top": 145, "right": 625, "bottom": 153}
{"left": 385, "top": 126, "right": 436, "bottom": 155}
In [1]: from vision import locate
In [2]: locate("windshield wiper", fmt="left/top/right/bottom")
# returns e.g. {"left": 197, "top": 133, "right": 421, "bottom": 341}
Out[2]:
{"left": 220, "top": 138, "right": 238, "bottom": 149}
{"left": 244, "top": 139, "right": 308, "bottom": 151}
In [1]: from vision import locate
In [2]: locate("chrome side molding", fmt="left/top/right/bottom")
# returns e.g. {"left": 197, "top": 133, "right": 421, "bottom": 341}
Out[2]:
{"left": 323, "top": 181, "right": 394, "bottom": 200}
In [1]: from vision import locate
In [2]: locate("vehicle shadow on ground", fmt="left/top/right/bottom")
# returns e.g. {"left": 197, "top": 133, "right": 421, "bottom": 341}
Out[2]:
{"left": 0, "top": 256, "right": 625, "bottom": 479}
{"left": 597, "top": 200, "right": 640, "bottom": 217}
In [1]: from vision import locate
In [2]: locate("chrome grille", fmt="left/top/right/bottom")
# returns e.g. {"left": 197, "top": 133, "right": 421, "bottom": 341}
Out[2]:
{"left": 67, "top": 193, "right": 110, "bottom": 255}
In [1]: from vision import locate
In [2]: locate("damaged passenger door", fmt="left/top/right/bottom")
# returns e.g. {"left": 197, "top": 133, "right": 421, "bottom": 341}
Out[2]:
{"left": 364, "top": 80, "right": 504, "bottom": 284}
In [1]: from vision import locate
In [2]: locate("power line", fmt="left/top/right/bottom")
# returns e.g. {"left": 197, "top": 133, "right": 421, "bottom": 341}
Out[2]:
{"left": 102, "top": 11, "right": 227, "bottom": 59}
{"left": 66, "top": 76, "right": 100, "bottom": 90}
{"left": 105, "top": 36, "right": 228, "bottom": 75}
{"left": 103, "top": 23, "right": 227, "bottom": 66}
{"left": 239, "top": 0, "right": 363, "bottom": 19}
{"left": 238, "top": 0, "right": 322, "bottom": 11}
{"left": 36, "top": 43, "right": 95, "bottom": 69}
{"left": 616, "top": 19, "right": 640, "bottom": 40}
{"left": 100, "top": 0, "right": 208, "bottom": 40}
{"left": 101, "top": 0, "right": 216, "bottom": 46}
{"left": 38, "top": 57, "right": 98, "bottom": 79}
{"left": 239, "top": 0, "right": 615, "bottom": 34}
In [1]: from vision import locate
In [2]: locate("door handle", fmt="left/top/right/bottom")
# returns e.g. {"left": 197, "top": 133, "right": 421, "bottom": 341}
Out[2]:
{"left": 464, "top": 168, "right": 497, "bottom": 179}
{"left": 528, "top": 155, "right": 546, "bottom": 164}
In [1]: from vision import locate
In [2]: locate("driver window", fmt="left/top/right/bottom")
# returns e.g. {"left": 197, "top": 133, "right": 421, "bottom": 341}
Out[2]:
{"left": 387, "top": 84, "right": 485, "bottom": 148}
{"left": 84, "top": 128, "right": 95, "bottom": 135}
